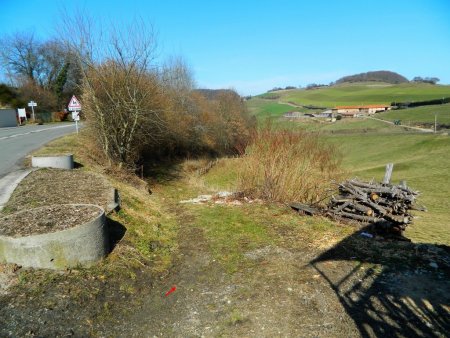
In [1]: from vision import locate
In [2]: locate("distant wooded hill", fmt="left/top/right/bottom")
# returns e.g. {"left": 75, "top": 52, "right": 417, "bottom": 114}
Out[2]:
{"left": 335, "top": 71, "right": 409, "bottom": 84}
{"left": 195, "top": 89, "right": 238, "bottom": 100}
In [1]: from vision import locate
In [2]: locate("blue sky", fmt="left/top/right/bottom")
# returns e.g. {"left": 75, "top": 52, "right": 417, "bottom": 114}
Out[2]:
{"left": 0, "top": 0, "right": 449, "bottom": 95}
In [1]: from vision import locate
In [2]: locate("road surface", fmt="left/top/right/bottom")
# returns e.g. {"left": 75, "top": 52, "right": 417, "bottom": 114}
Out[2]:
{"left": 0, "top": 123, "right": 78, "bottom": 178}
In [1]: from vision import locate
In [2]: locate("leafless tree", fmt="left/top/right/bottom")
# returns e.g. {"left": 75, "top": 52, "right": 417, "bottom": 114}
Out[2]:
{"left": 60, "top": 14, "right": 167, "bottom": 166}
{"left": 0, "top": 32, "right": 42, "bottom": 85}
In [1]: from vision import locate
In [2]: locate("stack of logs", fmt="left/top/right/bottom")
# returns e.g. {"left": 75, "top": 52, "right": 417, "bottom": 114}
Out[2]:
{"left": 290, "top": 164, "right": 426, "bottom": 236}
{"left": 326, "top": 178, "right": 425, "bottom": 233}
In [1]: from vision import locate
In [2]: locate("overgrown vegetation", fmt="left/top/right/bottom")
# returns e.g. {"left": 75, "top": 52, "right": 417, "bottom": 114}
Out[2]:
{"left": 238, "top": 126, "right": 342, "bottom": 204}
{"left": 58, "top": 19, "right": 255, "bottom": 168}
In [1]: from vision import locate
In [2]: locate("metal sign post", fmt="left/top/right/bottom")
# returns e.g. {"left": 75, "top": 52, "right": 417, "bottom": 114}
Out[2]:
{"left": 72, "top": 110, "right": 80, "bottom": 134}
{"left": 27, "top": 101, "right": 37, "bottom": 121}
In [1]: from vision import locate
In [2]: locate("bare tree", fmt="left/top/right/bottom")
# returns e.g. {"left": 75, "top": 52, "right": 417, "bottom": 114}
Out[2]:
{"left": 0, "top": 32, "right": 42, "bottom": 85}
{"left": 61, "top": 15, "right": 167, "bottom": 166}
{"left": 160, "top": 56, "right": 196, "bottom": 93}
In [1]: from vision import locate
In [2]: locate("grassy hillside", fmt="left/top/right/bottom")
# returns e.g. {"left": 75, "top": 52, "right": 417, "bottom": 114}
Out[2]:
{"left": 378, "top": 103, "right": 450, "bottom": 125}
{"left": 260, "top": 83, "right": 450, "bottom": 108}
{"left": 246, "top": 98, "right": 295, "bottom": 120}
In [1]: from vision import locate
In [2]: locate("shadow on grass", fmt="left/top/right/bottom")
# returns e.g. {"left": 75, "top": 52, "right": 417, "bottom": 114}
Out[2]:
{"left": 107, "top": 217, "right": 126, "bottom": 252}
{"left": 138, "top": 159, "right": 183, "bottom": 184}
{"left": 310, "top": 225, "right": 450, "bottom": 337}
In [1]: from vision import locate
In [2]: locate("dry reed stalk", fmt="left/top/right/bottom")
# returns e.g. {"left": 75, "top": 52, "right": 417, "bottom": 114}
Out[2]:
{"left": 238, "top": 127, "right": 342, "bottom": 205}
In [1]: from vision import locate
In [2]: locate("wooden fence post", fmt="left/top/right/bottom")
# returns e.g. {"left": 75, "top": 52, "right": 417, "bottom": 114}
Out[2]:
{"left": 382, "top": 163, "right": 394, "bottom": 184}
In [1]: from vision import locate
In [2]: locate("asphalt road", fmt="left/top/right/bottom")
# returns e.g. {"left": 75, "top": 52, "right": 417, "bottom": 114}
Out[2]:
{"left": 0, "top": 123, "right": 78, "bottom": 178}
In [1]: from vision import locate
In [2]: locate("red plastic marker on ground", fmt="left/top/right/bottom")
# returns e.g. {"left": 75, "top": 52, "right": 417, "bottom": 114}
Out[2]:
{"left": 165, "top": 286, "right": 176, "bottom": 296}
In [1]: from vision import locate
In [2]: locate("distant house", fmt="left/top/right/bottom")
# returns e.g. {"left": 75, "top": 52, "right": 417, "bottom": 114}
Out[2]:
{"left": 313, "top": 110, "right": 333, "bottom": 118}
{"left": 332, "top": 105, "right": 391, "bottom": 117}
{"left": 283, "top": 110, "right": 333, "bottom": 119}
{"left": 283, "top": 111, "right": 304, "bottom": 118}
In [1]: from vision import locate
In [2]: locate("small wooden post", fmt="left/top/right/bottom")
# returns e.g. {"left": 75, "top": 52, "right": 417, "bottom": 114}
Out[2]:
{"left": 382, "top": 163, "right": 394, "bottom": 184}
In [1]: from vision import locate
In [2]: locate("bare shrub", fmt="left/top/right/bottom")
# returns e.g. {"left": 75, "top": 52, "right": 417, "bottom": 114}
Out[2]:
{"left": 60, "top": 15, "right": 255, "bottom": 169}
{"left": 238, "top": 126, "right": 342, "bottom": 204}
{"left": 82, "top": 62, "right": 165, "bottom": 166}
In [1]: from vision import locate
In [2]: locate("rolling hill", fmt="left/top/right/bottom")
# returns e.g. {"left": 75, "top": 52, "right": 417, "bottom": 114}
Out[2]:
{"left": 259, "top": 82, "right": 450, "bottom": 108}
{"left": 335, "top": 70, "right": 409, "bottom": 84}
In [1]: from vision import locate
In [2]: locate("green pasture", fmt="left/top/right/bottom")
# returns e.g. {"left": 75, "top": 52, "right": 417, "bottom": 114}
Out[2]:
{"left": 246, "top": 98, "right": 294, "bottom": 120}
{"left": 378, "top": 103, "right": 450, "bottom": 125}
{"left": 260, "top": 83, "right": 450, "bottom": 108}
{"left": 283, "top": 117, "right": 402, "bottom": 133}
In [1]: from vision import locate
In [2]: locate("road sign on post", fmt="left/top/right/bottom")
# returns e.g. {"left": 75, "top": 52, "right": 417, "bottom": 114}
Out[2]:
{"left": 27, "top": 101, "right": 37, "bottom": 121}
{"left": 68, "top": 95, "right": 82, "bottom": 134}
{"left": 68, "top": 95, "right": 82, "bottom": 111}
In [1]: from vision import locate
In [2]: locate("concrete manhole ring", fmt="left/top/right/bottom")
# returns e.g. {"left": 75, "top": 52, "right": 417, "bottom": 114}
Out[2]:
{"left": 0, "top": 204, "right": 109, "bottom": 269}
{"left": 31, "top": 154, "right": 74, "bottom": 169}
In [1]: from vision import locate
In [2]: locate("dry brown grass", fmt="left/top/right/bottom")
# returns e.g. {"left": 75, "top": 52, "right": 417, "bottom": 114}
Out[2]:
{"left": 238, "top": 127, "right": 343, "bottom": 205}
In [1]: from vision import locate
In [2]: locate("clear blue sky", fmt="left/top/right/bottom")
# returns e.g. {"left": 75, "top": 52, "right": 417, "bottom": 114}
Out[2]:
{"left": 0, "top": 0, "right": 449, "bottom": 95}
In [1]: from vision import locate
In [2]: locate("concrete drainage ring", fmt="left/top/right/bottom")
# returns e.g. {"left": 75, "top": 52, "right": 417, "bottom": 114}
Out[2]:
{"left": 0, "top": 204, "right": 109, "bottom": 270}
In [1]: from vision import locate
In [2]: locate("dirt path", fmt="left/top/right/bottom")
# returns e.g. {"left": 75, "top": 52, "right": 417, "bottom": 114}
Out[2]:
{"left": 118, "top": 202, "right": 361, "bottom": 337}
{"left": 365, "top": 116, "right": 434, "bottom": 133}
{"left": 117, "top": 193, "right": 450, "bottom": 337}
{"left": 278, "top": 100, "right": 302, "bottom": 108}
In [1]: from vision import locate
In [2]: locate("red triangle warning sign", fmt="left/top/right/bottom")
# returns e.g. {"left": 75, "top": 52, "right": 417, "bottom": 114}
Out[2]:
{"left": 68, "top": 95, "right": 82, "bottom": 111}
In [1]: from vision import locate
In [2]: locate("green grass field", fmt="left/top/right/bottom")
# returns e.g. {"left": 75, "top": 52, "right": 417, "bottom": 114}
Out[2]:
{"left": 378, "top": 103, "right": 450, "bottom": 125}
{"left": 260, "top": 82, "right": 450, "bottom": 108}
{"left": 246, "top": 98, "right": 295, "bottom": 120}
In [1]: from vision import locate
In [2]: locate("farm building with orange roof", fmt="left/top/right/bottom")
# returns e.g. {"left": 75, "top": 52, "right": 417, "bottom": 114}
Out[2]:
{"left": 332, "top": 104, "right": 391, "bottom": 117}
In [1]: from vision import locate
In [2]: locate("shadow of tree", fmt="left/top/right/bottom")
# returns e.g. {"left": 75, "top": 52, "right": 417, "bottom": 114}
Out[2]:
{"left": 310, "top": 226, "right": 450, "bottom": 337}
{"left": 139, "top": 159, "right": 183, "bottom": 184}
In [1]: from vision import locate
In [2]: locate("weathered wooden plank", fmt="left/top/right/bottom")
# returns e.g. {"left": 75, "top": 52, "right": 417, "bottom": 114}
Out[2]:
{"left": 290, "top": 203, "right": 319, "bottom": 216}
{"left": 382, "top": 163, "right": 394, "bottom": 184}
{"left": 339, "top": 211, "right": 380, "bottom": 223}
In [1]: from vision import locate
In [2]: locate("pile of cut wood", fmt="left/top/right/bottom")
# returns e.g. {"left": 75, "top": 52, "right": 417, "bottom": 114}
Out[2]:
{"left": 326, "top": 178, "right": 425, "bottom": 233}
{"left": 290, "top": 164, "right": 426, "bottom": 237}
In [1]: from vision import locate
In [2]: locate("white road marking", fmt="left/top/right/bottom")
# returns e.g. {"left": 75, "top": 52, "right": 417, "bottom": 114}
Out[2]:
{"left": 0, "top": 124, "right": 74, "bottom": 141}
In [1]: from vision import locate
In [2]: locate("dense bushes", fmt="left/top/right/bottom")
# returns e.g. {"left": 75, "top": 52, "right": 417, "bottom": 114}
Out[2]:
{"left": 0, "top": 84, "right": 24, "bottom": 108}
{"left": 238, "top": 127, "right": 342, "bottom": 204}
{"left": 151, "top": 86, "right": 255, "bottom": 160}
{"left": 81, "top": 59, "right": 254, "bottom": 167}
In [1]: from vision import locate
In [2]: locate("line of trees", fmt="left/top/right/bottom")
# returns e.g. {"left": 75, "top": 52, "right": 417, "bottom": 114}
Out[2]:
{"left": 0, "top": 32, "right": 82, "bottom": 111}
{"left": 412, "top": 76, "right": 440, "bottom": 85}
